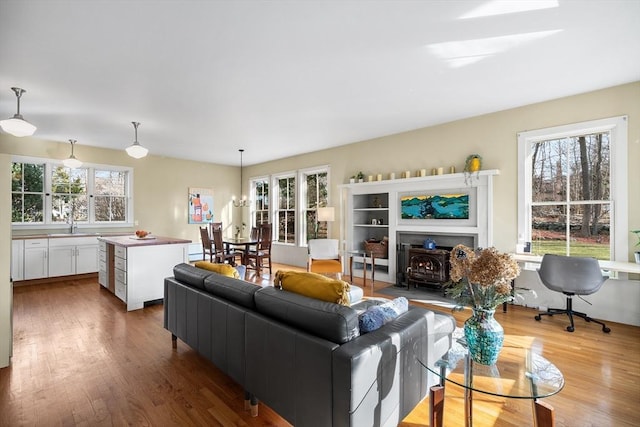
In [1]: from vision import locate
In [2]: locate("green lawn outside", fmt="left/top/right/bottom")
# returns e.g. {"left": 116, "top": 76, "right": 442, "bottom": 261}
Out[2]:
{"left": 531, "top": 240, "right": 610, "bottom": 260}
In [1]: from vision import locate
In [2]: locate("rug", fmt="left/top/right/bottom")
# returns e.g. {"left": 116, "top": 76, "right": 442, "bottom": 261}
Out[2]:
{"left": 377, "top": 285, "right": 458, "bottom": 310}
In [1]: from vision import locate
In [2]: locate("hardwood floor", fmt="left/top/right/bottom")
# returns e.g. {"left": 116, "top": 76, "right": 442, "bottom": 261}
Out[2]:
{"left": 2, "top": 265, "right": 639, "bottom": 426}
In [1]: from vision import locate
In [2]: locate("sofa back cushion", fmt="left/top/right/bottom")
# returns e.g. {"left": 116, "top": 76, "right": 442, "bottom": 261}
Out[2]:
{"left": 203, "top": 272, "right": 260, "bottom": 309}
{"left": 254, "top": 287, "right": 359, "bottom": 344}
{"left": 173, "top": 262, "right": 211, "bottom": 290}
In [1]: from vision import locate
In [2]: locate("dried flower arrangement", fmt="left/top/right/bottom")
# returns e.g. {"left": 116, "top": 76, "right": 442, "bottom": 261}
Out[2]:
{"left": 446, "top": 244, "right": 522, "bottom": 311}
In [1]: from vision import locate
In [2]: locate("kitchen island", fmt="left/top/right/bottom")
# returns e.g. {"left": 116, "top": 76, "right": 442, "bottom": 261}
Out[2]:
{"left": 97, "top": 235, "right": 191, "bottom": 311}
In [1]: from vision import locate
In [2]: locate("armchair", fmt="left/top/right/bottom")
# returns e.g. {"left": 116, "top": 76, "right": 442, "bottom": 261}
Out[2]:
{"left": 307, "top": 238, "right": 343, "bottom": 280}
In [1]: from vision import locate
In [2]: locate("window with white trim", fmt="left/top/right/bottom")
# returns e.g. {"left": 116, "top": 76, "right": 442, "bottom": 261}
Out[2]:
{"left": 518, "top": 116, "right": 628, "bottom": 261}
{"left": 11, "top": 157, "right": 133, "bottom": 227}
{"left": 301, "top": 168, "right": 329, "bottom": 241}
{"left": 250, "top": 177, "right": 270, "bottom": 226}
{"left": 275, "top": 174, "right": 296, "bottom": 244}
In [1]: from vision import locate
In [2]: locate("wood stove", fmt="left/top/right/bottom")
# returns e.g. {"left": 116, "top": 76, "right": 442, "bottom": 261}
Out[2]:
{"left": 407, "top": 248, "right": 450, "bottom": 289}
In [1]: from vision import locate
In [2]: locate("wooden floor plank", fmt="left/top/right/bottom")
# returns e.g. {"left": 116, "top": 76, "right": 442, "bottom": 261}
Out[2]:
{"left": 2, "top": 265, "right": 639, "bottom": 426}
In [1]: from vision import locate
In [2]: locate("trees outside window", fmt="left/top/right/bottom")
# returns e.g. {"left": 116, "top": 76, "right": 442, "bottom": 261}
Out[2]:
{"left": 530, "top": 133, "right": 610, "bottom": 259}
{"left": 11, "top": 157, "right": 132, "bottom": 226}
{"left": 303, "top": 170, "right": 328, "bottom": 240}
{"left": 94, "top": 170, "right": 127, "bottom": 222}
{"left": 51, "top": 166, "right": 88, "bottom": 223}
{"left": 518, "top": 116, "right": 628, "bottom": 261}
{"left": 11, "top": 162, "right": 45, "bottom": 223}
{"left": 276, "top": 175, "right": 296, "bottom": 244}
{"left": 251, "top": 178, "right": 269, "bottom": 227}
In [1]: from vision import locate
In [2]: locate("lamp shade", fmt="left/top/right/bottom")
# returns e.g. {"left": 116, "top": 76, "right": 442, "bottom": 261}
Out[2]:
{"left": 0, "top": 117, "right": 37, "bottom": 137}
{"left": 126, "top": 142, "right": 149, "bottom": 159}
{"left": 62, "top": 139, "right": 82, "bottom": 168}
{"left": 126, "top": 121, "right": 148, "bottom": 158}
{"left": 1, "top": 87, "right": 37, "bottom": 137}
{"left": 317, "top": 207, "right": 335, "bottom": 222}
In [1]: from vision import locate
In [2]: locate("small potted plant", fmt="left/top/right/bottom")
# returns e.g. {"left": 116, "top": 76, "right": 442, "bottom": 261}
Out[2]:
{"left": 355, "top": 171, "right": 365, "bottom": 183}
{"left": 632, "top": 230, "right": 640, "bottom": 264}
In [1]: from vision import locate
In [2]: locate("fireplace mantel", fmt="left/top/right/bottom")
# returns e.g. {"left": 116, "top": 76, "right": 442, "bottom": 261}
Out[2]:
{"left": 339, "top": 169, "right": 499, "bottom": 284}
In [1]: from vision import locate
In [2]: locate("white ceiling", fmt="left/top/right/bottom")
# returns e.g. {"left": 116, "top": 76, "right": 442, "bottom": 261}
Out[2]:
{"left": 1, "top": 1, "right": 639, "bottom": 166}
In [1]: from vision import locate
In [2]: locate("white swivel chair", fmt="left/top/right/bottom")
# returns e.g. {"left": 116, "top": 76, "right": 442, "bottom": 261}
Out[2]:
{"left": 307, "top": 239, "right": 343, "bottom": 280}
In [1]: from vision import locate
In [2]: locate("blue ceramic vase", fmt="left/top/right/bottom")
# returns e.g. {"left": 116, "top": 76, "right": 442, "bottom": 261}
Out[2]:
{"left": 464, "top": 308, "right": 504, "bottom": 365}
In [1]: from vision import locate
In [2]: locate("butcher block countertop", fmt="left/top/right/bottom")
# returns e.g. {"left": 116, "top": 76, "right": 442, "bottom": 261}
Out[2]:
{"left": 97, "top": 235, "right": 192, "bottom": 247}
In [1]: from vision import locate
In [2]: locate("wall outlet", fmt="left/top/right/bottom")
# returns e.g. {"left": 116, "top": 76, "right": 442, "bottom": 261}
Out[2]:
{"left": 134, "top": 220, "right": 139, "bottom": 226}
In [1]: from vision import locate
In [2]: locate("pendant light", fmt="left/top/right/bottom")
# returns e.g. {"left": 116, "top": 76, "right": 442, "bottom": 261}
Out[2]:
{"left": 232, "top": 149, "right": 249, "bottom": 207}
{"left": 0, "top": 87, "right": 37, "bottom": 137}
{"left": 125, "top": 121, "right": 148, "bottom": 159}
{"left": 62, "top": 139, "right": 82, "bottom": 168}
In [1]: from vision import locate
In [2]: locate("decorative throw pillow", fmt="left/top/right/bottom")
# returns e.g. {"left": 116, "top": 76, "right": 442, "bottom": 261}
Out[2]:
{"left": 194, "top": 261, "right": 241, "bottom": 279}
{"left": 358, "top": 297, "right": 409, "bottom": 333}
{"left": 274, "top": 270, "right": 351, "bottom": 306}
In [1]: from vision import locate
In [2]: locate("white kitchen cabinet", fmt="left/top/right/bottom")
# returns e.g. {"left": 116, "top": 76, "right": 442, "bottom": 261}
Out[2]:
{"left": 11, "top": 239, "right": 24, "bottom": 281}
{"left": 24, "top": 239, "right": 48, "bottom": 280}
{"left": 48, "top": 236, "right": 99, "bottom": 278}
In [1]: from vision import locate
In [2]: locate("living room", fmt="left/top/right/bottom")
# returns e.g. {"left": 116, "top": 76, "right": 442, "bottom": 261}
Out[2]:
{"left": 1, "top": 1, "right": 640, "bottom": 426}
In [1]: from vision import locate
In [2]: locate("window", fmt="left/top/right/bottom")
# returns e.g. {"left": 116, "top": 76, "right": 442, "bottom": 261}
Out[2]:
{"left": 11, "top": 162, "right": 45, "bottom": 223}
{"left": 518, "top": 116, "right": 628, "bottom": 261}
{"left": 275, "top": 175, "right": 296, "bottom": 244}
{"left": 302, "top": 169, "right": 328, "bottom": 241}
{"left": 251, "top": 178, "right": 269, "bottom": 226}
{"left": 11, "top": 157, "right": 133, "bottom": 227}
{"left": 94, "top": 169, "right": 128, "bottom": 222}
{"left": 51, "top": 166, "right": 88, "bottom": 223}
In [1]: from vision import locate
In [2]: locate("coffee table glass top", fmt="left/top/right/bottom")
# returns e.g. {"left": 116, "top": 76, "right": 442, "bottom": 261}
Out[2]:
{"left": 419, "top": 334, "right": 564, "bottom": 399}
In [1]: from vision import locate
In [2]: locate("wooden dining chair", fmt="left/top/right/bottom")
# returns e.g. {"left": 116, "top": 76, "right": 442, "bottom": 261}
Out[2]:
{"left": 210, "top": 223, "right": 236, "bottom": 265}
{"left": 199, "top": 226, "right": 215, "bottom": 262}
{"left": 246, "top": 223, "right": 272, "bottom": 274}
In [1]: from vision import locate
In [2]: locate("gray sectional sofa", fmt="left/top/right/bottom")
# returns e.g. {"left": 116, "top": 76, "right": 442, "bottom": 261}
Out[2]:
{"left": 164, "top": 263, "right": 456, "bottom": 427}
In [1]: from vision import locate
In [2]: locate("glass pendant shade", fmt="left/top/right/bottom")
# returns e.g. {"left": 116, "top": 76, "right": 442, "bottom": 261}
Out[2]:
{"left": 63, "top": 139, "right": 82, "bottom": 168}
{"left": 0, "top": 87, "right": 37, "bottom": 137}
{"left": 126, "top": 121, "right": 148, "bottom": 158}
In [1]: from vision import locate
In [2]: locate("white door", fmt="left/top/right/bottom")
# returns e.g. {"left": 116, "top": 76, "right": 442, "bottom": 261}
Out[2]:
{"left": 76, "top": 245, "right": 99, "bottom": 274}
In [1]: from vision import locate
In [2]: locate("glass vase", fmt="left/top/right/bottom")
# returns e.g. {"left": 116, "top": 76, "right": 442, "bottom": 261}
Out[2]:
{"left": 464, "top": 307, "right": 504, "bottom": 365}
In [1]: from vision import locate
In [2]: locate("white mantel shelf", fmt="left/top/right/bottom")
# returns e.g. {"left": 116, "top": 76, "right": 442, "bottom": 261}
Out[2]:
{"left": 338, "top": 169, "right": 500, "bottom": 189}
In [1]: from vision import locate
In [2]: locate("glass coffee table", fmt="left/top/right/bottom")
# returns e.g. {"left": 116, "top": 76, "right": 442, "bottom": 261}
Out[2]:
{"left": 419, "top": 334, "right": 564, "bottom": 427}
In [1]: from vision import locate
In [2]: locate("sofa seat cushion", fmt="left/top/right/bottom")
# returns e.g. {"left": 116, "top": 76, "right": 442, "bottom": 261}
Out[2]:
{"left": 254, "top": 287, "right": 360, "bottom": 344}
{"left": 274, "top": 270, "right": 352, "bottom": 306}
{"left": 194, "top": 261, "right": 241, "bottom": 279}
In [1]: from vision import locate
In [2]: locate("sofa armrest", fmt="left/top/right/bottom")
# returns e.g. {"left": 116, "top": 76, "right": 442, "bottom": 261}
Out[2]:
{"left": 331, "top": 307, "right": 453, "bottom": 427}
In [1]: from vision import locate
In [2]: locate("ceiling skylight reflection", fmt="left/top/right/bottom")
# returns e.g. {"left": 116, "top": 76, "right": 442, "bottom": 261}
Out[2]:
{"left": 460, "top": 0, "right": 559, "bottom": 19}
{"left": 427, "top": 29, "right": 562, "bottom": 68}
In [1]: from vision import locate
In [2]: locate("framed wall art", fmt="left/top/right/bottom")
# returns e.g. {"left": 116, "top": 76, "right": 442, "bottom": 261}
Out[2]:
{"left": 400, "top": 193, "right": 469, "bottom": 220}
{"left": 188, "top": 187, "right": 213, "bottom": 224}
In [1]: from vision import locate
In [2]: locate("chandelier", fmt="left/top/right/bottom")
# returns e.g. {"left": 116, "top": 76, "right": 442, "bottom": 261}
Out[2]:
{"left": 232, "top": 149, "right": 249, "bottom": 207}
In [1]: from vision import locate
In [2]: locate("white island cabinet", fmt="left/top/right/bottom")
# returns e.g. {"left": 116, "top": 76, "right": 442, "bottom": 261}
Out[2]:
{"left": 97, "top": 235, "right": 191, "bottom": 311}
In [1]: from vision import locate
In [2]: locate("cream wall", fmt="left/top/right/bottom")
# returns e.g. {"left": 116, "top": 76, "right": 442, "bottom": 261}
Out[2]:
{"left": 0, "top": 154, "right": 12, "bottom": 367}
{"left": 244, "top": 82, "right": 639, "bottom": 260}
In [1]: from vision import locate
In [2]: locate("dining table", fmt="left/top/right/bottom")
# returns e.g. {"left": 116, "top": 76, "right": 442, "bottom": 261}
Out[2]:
{"left": 223, "top": 236, "right": 259, "bottom": 264}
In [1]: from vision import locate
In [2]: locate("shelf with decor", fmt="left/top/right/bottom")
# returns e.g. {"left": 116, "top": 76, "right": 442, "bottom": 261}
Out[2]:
{"left": 346, "top": 192, "right": 391, "bottom": 283}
